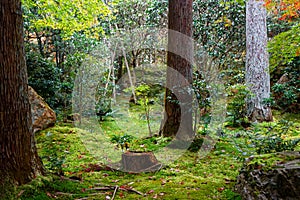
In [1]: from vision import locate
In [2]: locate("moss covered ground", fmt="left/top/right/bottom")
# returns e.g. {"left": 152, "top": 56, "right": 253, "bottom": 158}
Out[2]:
{"left": 16, "top": 111, "right": 300, "bottom": 200}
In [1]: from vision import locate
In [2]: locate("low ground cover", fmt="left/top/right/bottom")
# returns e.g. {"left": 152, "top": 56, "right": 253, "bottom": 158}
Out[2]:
{"left": 17, "top": 111, "right": 299, "bottom": 199}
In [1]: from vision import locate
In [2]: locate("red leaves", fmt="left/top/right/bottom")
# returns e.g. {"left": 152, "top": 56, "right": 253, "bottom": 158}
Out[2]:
{"left": 265, "top": 0, "right": 300, "bottom": 21}
{"left": 119, "top": 192, "right": 125, "bottom": 198}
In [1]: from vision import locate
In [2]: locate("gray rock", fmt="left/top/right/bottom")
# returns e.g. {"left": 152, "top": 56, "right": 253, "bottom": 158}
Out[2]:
{"left": 235, "top": 151, "right": 300, "bottom": 200}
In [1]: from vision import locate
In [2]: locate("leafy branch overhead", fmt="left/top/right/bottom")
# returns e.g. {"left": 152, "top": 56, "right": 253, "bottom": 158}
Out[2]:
{"left": 22, "top": 0, "right": 111, "bottom": 38}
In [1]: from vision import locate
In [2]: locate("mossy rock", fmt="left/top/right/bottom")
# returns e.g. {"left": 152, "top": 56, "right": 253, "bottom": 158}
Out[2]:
{"left": 235, "top": 151, "right": 300, "bottom": 200}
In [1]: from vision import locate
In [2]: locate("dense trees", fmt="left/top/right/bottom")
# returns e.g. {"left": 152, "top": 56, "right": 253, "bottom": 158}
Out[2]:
{"left": 21, "top": 0, "right": 110, "bottom": 117}
{"left": 0, "top": 0, "right": 44, "bottom": 196}
{"left": 0, "top": 0, "right": 299, "bottom": 198}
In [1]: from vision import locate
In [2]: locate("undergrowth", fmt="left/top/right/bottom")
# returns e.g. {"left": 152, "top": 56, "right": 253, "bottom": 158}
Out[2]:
{"left": 16, "top": 112, "right": 299, "bottom": 199}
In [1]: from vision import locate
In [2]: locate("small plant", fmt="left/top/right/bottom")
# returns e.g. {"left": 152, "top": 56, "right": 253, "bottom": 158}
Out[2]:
{"left": 110, "top": 134, "right": 136, "bottom": 151}
{"left": 135, "top": 84, "right": 153, "bottom": 136}
{"left": 95, "top": 72, "right": 114, "bottom": 120}
{"left": 272, "top": 81, "right": 299, "bottom": 112}
{"left": 188, "top": 134, "right": 204, "bottom": 152}
{"left": 250, "top": 120, "right": 300, "bottom": 154}
{"left": 226, "top": 84, "right": 251, "bottom": 127}
{"left": 270, "top": 57, "right": 300, "bottom": 113}
{"left": 129, "top": 135, "right": 172, "bottom": 152}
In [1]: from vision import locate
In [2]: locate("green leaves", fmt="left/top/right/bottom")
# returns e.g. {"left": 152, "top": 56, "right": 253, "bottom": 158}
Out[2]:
{"left": 193, "top": 0, "right": 246, "bottom": 68}
{"left": 250, "top": 120, "right": 300, "bottom": 154}
{"left": 268, "top": 24, "right": 300, "bottom": 71}
{"left": 22, "top": 0, "right": 111, "bottom": 38}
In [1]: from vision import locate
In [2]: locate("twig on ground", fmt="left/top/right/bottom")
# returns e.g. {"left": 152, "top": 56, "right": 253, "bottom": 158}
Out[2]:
{"left": 87, "top": 186, "right": 115, "bottom": 191}
{"left": 88, "top": 185, "right": 144, "bottom": 196}
{"left": 120, "top": 187, "right": 144, "bottom": 196}
{"left": 60, "top": 175, "right": 81, "bottom": 182}
{"left": 17, "top": 190, "right": 25, "bottom": 198}
{"left": 111, "top": 185, "right": 119, "bottom": 200}
{"left": 55, "top": 192, "right": 75, "bottom": 196}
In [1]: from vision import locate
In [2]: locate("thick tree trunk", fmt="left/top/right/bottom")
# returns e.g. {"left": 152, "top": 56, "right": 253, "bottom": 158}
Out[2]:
{"left": 245, "top": 0, "right": 273, "bottom": 122}
{"left": 0, "top": 0, "right": 44, "bottom": 193}
{"left": 160, "top": 0, "right": 193, "bottom": 139}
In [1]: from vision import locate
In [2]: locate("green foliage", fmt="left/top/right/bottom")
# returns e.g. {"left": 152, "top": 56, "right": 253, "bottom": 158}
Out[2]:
{"left": 23, "top": 0, "right": 108, "bottom": 118}
{"left": 22, "top": 0, "right": 110, "bottom": 38}
{"left": 193, "top": 0, "right": 246, "bottom": 69}
{"left": 221, "top": 68, "right": 245, "bottom": 86}
{"left": 188, "top": 135, "right": 204, "bottom": 152}
{"left": 95, "top": 75, "right": 114, "bottom": 117}
{"left": 268, "top": 24, "right": 300, "bottom": 70}
{"left": 0, "top": 177, "right": 17, "bottom": 200}
{"left": 129, "top": 135, "right": 172, "bottom": 152}
{"left": 226, "top": 84, "right": 250, "bottom": 127}
{"left": 193, "top": 71, "right": 211, "bottom": 111}
{"left": 105, "top": 0, "right": 150, "bottom": 32}
{"left": 135, "top": 84, "right": 153, "bottom": 135}
{"left": 250, "top": 120, "right": 300, "bottom": 154}
{"left": 135, "top": 84, "right": 151, "bottom": 105}
{"left": 267, "top": 14, "right": 295, "bottom": 38}
{"left": 18, "top": 111, "right": 300, "bottom": 199}
{"left": 110, "top": 134, "right": 136, "bottom": 150}
{"left": 38, "top": 131, "right": 66, "bottom": 174}
{"left": 36, "top": 125, "right": 95, "bottom": 174}
{"left": 146, "top": 0, "right": 168, "bottom": 27}
{"left": 223, "top": 189, "right": 242, "bottom": 200}
{"left": 271, "top": 57, "right": 300, "bottom": 112}
{"left": 192, "top": 71, "right": 213, "bottom": 132}
{"left": 26, "top": 49, "right": 60, "bottom": 108}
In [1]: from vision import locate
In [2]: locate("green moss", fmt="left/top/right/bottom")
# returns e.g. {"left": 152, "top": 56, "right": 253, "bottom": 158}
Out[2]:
{"left": 16, "top": 110, "right": 299, "bottom": 199}
{"left": 245, "top": 152, "right": 300, "bottom": 171}
{"left": 0, "top": 177, "right": 17, "bottom": 200}
{"left": 17, "top": 122, "right": 246, "bottom": 200}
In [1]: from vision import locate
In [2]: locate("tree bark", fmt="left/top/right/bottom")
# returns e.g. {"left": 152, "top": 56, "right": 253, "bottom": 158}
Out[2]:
{"left": 160, "top": 0, "right": 194, "bottom": 139}
{"left": 0, "top": 0, "right": 44, "bottom": 193}
{"left": 245, "top": 0, "right": 273, "bottom": 122}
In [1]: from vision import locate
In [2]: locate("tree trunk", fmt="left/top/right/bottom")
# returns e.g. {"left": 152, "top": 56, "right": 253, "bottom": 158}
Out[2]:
{"left": 116, "top": 56, "right": 123, "bottom": 81}
{"left": 160, "top": 0, "right": 194, "bottom": 140}
{"left": 245, "top": 0, "right": 273, "bottom": 122}
{"left": 0, "top": 0, "right": 44, "bottom": 194}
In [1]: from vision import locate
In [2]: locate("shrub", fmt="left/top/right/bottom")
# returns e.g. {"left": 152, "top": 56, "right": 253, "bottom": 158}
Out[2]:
{"left": 26, "top": 50, "right": 60, "bottom": 108}
{"left": 110, "top": 134, "right": 136, "bottom": 151}
{"left": 250, "top": 120, "right": 300, "bottom": 154}
{"left": 226, "top": 84, "right": 250, "bottom": 127}
{"left": 271, "top": 58, "right": 300, "bottom": 112}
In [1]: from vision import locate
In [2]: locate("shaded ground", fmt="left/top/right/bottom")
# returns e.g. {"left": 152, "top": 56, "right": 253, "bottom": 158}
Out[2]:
{"left": 17, "top": 111, "right": 300, "bottom": 199}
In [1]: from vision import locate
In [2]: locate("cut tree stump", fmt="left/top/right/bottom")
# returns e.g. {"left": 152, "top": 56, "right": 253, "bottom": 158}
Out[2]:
{"left": 121, "top": 151, "right": 162, "bottom": 173}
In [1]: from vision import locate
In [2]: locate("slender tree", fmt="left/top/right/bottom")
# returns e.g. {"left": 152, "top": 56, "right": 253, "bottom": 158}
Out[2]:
{"left": 245, "top": 0, "right": 273, "bottom": 122}
{"left": 160, "top": 0, "right": 194, "bottom": 139}
{"left": 0, "top": 0, "right": 44, "bottom": 195}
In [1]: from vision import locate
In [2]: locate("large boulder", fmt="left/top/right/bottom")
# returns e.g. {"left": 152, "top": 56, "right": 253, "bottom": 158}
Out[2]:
{"left": 235, "top": 151, "right": 300, "bottom": 200}
{"left": 28, "top": 86, "right": 56, "bottom": 133}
